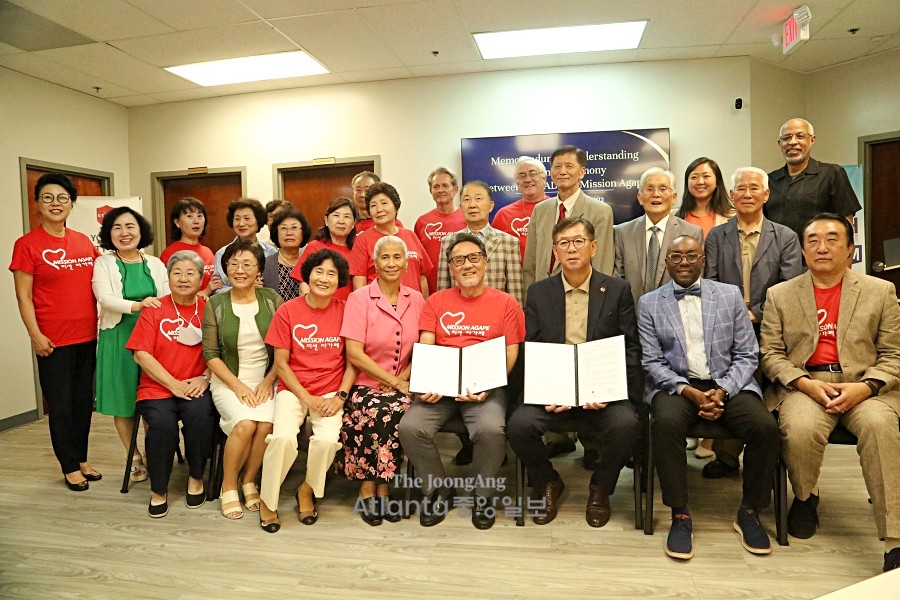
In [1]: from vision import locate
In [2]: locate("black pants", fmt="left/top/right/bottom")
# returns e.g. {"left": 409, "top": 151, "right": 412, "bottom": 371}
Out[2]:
{"left": 651, "top": 386, "right": 779, "bottom": 510}
{"left": 508, "top": 401, "right": 638, "bottom": 493}
{"left": 140, "top": 393, "right": 216, "bottom": 496}
{"left": 36, "top": 340, "right": 97, "bottom": 474}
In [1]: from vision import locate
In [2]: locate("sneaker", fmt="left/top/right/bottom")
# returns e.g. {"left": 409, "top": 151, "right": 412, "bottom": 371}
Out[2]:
{"left": 884, "top": 548, "right": 900, "bottom": 572}
{"left": 665, "top": 514, "right": 694, "bottom": 560}
{"left": 787, "top": 494, "right": 819, "bottom": 539}
{"left": 733, "top": 506, "right": 772, "bottom": 555}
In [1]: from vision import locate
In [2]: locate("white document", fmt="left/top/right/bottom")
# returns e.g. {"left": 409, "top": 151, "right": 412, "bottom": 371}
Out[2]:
{"left": 409, "top": 336, "right": 507, "bottom": 396}
{"left": 524, "top": 335, "right": 629, "bottom": 406}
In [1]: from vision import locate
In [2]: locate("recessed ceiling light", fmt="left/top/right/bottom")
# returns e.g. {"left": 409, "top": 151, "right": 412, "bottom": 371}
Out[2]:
{"left": 165, "top": 51, "right": 329, "bottom": 86}
{"left": 474, "top": 21, "right": 647, "bottom": 60}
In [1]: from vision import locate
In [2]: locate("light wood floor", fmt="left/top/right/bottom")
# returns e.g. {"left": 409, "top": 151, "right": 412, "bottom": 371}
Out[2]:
{"left": 0, "top": 414, "right": 888, "bottom": 599}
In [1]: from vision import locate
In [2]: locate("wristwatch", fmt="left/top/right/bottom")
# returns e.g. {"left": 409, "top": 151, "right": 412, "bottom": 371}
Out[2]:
{"left": 335, "top": 390, "right": 349, "bottom": 400}
{"left": 861, "top": 379, "right": 880, "bottom": 397}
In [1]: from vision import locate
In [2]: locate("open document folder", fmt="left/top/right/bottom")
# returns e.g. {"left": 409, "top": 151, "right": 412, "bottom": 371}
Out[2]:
{"left": 409, "top": 336, "right": 507, "bottom": 397}
{"left": 524, "top": 335, "right": 628, "bottom": 406}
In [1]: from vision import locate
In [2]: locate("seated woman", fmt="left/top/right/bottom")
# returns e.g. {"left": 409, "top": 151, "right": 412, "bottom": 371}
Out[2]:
{"left": 258, "top": 249, "right": 356, "bottom": 533}
{"left": 126, "top": 250, "right": 216, "bottom": 517}
{"left": 341, "top": 235, "right": 425, "bottom": 526}
{"left": 262, "top": 209, "right": 310, "bottom": 301}
{"left": 202, "top": 240, "right": 282, "bottom": 520}
{"left": 292, "top": 197, "right": 357, "bottom": 301}
{"left": 160, "top": 197, "right": 222, "bottom": 297}
{"left": 93, "top": 207, "right": 169, "bottom": 483}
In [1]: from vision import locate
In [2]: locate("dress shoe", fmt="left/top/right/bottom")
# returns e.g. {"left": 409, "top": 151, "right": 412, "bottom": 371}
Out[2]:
{"left": 666, "top": 514, "right": 694, "bottom": 559}
{"left": 420, "top": 487, "right": 455, "bottom": 527}
{"left": 471, "top": 496, "right": 495, "bottom": 530}
{"left": 884, "top": 547, "right": 900, "bottom": 572}
{"left": 358, "top": 496, "right": 383, "bottom": 526}
{"left": 585, "top": 484, "right": 611, "bottom": 528}
{"left": 259, "top": 511, "right": 281, "bottom": 533}
{"left": 379, "top": 495, "right": 402, "bottom": 523}
{"left": 298, "top": 491, "right": 318, "bottom": 525}
{"left": 454, "top": 444, "right": 474, "bottom": 466}
{"left": 787, "top": 494, "right": 819, "bottom": 539}
{"left": 532, "top": 475, "right": 565, "bottom": 525}
{"left": 733, "top": 505, "right": 771, "bottom": 555}
{"left": 545, "top": 440, "right": 577, "bottom": 458}
{"left": 702, "top": 459, "right": 739, "bottom": 479}
{"left": 582, "top": 449, "right": 600, "bottom": 471}
{"left": 148, "top": 499, "right": 169, "bottom": 518}
{"left": 185, "top": 488, "right": 206, "bottom": 509}
{"left": 64, "top": 477, "right": 89, "bottom": 492}
{"left": 80, "top": 470, "right": 102, "bottom": 482}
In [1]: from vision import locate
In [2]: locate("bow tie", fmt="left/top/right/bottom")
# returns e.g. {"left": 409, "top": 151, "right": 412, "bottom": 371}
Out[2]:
{"left": 673, "top": 284, "right": 701, "bottom": 300}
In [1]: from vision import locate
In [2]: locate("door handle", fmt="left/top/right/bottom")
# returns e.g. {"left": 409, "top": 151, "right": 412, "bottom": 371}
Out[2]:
{"left": 872, "top": 261, "right": 885, "bottom": 273}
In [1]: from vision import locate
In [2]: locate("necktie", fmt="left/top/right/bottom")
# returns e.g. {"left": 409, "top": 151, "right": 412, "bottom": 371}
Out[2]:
{"left": 549, "top": 203, "right": 566, "bottom": 273}
{"left": 673, "top": 283, "right": 702, "bottom": 300}
{"left": 644, "top": 226, "right": 660, "bottom": 294}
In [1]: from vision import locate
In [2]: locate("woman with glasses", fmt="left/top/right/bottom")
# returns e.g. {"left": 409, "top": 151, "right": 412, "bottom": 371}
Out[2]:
{"left": 677, "top": 157, "right": 735, "bottom": 240}
{"left": 10, "top": 173, "right": 101, "bottom": 491}
{"left": 160, "top": 197, "right": 222, "bottom": 297}
{"left": 292, "top": 197, "right": 357, "bottom": 301}
{"left": 126, "top": 250, "right": 216, "bottom": 517}
{"left": 202, "top": 240, "right": 282, "bottom": 520}
{"left": 93, "top": 207, "right": 169, "bottom": 483}
{"left": 262, "top": 209, "right": 310, "bottom": 301}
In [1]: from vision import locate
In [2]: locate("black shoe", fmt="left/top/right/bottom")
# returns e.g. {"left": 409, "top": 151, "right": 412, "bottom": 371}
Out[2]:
{"left": 380, "top": 495, "right": 402, "bottom": 523}
{"left": 80, "top": 470, "right": 102, "bottom": 482}
{"left": 454, "top": 444, "right": 474, "bottom": 466}
{"left": 884, "top": 547, "right": 900, "bottom": 572}
{"left": 185, "top": 486, "right": 206, "bottom": 509}
{"left": 359, "top": 496, "right": 383, "bottom": 527}
{"left": 546, "top": 440, "right": 577, "bottom": 458}
{"left": 702, "top": 459, "right": 740, "bottom": 479}
{"left": 260, "top": 511, "right": 281, "bottom": 533}
{"left": 787, "top": 494, "right": 819, "bottom": 539}
{"left": 471, "top": 496, "right": 495, "bottom": 530}
{"left": 148, "top": 499, "right": 169, "bottom": 518}
{"left": 64, "top": 477, "right": 89, "bottom": 492}
{"left": 420, "top": 487, "right": 455, "bottom": 527}
{"left": 582, "top": 449, "right": 600, "bottom": 471}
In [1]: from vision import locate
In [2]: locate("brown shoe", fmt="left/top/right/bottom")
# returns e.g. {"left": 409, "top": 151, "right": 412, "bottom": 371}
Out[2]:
{"left": 532, "top": 475, "right": 565, "bottom": 525}
{"left": 585, "top": 484, "right": 611, "bottom": 528}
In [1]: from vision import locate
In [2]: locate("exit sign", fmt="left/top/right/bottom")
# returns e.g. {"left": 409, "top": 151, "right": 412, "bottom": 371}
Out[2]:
{"left": 783, "top": 13, "right": 810, "bottom": 54}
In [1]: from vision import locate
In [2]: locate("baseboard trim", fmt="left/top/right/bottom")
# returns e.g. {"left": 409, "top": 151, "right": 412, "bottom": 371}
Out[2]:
{"left": 0, "top": 409, "right": 40, "bottom": 433}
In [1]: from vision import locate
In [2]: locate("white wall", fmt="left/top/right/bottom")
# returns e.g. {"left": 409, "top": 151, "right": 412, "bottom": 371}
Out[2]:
{"left": 748, "top": 59, "right": 807, "bottom": 172}
{"left": 0, "top": 68, "right": 130, "bottom": 423}
{"left": 128, "top": 56, "right": 754, "bottom": 224}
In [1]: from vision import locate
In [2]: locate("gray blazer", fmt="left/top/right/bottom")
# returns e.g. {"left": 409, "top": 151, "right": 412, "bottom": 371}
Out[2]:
{"left": 523, "top": 190, "right": 614, "bottom": 292}
{"left": 704, "top": 217, "right": 802, "bottom": 323}
{"left": 613, "top": 215, "right": 703, "bottom": 306}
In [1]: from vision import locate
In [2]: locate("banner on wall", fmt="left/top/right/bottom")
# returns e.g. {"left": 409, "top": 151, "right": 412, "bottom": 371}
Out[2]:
{"left": 68, "top": 196, "right": 144, "bottom": 253}
{"left": 461, "top": 128, "right": 670, "bottom": 224}
{"left": 844, "top": 165, "right": 865, "bottom": 273}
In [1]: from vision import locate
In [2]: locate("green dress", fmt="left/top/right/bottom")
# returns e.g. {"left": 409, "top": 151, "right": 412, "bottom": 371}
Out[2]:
{"left": 96, "top": 260, "right": 157, "bottom": 417}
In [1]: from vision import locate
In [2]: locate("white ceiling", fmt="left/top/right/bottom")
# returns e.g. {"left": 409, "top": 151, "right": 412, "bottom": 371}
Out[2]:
{"left": 0, "top": 0, "right": 897, "bottom": 107}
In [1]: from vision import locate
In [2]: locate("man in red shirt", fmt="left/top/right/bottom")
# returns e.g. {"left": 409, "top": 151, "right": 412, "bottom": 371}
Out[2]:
{"left": 492, "top": 156, "right": 550, "bottom": 263}
{"left": 761, "top": 213, "right": 900, "bottom": 573}
{"left": 414, "top": 167, "right": 465, "bottom": 295}
{"left": 399, "top": 233, "right": 525, "bottom": 531}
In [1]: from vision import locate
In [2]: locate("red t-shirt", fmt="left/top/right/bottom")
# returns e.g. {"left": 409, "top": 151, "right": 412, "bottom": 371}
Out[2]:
{"left": 420, "top": 286, "right": 525, "bottom": 348}
{"left": 349, "top": 227, "right": 434, "bottom": 293}
{"left": 491, "top": 197, "right": 549, "bottom": 262}
{"left": 125, "top": 295, "right": 208, "bottom": 401}
{"left": 807, "top": 281, "right": 842, "bottom": 366}
{"left": 289, "top": 239, "right": 353, "bottom": 302}
{"left": 357, "top": 217, "right": 403, "bottom": 235}
{"left": 264, "top": 296, "right": 346, "bottom": 396}
{"left": 160, "top": 241, "right": 215, "bottom": 290}
{"left": 9, "top": 227, "right": 99, "bottom": 347}
{"left": 414, "top": 207, "right": 466, "bottom": 294}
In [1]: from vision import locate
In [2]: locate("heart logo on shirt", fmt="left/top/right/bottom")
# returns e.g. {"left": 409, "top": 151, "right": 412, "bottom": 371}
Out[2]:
{"left": 159, "top": 318, "right": 184, "bottom": 342}
{"left": 423, "top": 222, "right": 443, "bottom": 240}
{"left": 439, "top": 311, "right": 465, "bottom": 336}
{"left": 509, "top": 217, "right": 530, "bottom": 237}
{"left": 292, "top": 323, "right": 319, "bottom": 348}
{"left": 41, "top": 248, "right": 66, "bottom": 270}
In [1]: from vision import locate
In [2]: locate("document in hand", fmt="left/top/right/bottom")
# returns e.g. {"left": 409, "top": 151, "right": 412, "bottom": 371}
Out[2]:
{"left": 524, "top": 335, "right": 628, "bottom": 406}
{"left": 409, "top": 336, "right": 508, "bottom": 397}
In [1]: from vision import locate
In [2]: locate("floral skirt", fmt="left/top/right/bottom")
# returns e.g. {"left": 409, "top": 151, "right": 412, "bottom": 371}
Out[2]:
{"left": 340, "top": 385, "right": 410, "bottom": 483}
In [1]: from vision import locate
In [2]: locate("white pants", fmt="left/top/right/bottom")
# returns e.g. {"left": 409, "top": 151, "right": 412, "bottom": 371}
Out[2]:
{"left": 260, "top": 390, "right": 342, "bottom": 510}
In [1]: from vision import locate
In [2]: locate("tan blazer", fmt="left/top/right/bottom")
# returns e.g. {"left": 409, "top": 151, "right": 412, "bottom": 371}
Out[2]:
{"left": 760, "top": 270, "right": 900, "bottom": 412}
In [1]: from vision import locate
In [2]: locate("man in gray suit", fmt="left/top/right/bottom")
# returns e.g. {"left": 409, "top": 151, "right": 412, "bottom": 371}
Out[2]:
{"left": 614, "top": 167, "right": 703, "bottom": 306}
{"left": 702, "top": 167, "right": 802, "bottom": 478}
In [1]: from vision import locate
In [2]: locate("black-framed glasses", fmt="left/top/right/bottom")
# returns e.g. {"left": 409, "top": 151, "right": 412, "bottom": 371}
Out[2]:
{"left": 449, "top": 252, "right": 484, "bottom": 267}
{"left": 553, "top": 238, "right": 588, "bottom": 251}
{"left": 40, "top": 193, "right": 71, "bottom": 204}
{"left": 666, "top": 252, "right": 703, "bottom": 264}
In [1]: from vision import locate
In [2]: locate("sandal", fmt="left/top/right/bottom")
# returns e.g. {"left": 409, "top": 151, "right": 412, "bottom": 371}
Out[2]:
{"left": 220, "top": 489, "right": 243, "bottom": 520}
{"left": 241, "top": 481, "right": 261, "bottom": 512}
{"left": 130, "top": 456, "right": 148, "bottom": 483}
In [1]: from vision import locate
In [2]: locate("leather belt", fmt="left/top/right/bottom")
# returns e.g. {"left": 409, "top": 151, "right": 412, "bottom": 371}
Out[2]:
{"left": 806, "top": 363, "right": 842, "bottom": 373}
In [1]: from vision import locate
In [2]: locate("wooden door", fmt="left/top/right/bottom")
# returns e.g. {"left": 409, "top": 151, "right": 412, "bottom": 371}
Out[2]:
{"left": 281, "top": 161, "right": 374, "bottom": 238}
{"left": 867, "top": 138, "right": 900, "bottom": 291}
{"left": 26, "top": 167, "right": 106, "bottom": 231}
{"left": 162, "top": 174, "right": 243, "bottom": 254}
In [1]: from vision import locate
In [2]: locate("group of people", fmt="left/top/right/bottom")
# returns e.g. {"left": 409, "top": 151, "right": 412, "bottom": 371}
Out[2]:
{"left": 10, "top": 117, "right": 899, "bottom": 573}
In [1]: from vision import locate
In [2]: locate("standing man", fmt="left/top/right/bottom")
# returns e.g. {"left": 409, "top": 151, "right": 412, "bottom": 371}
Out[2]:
{"left": 638, "top": 236, "right": 779, "bottom": 560}
{"left": 760, "top": 214, "right": 900, "bottom": 573}
{"left": 508, "top": 217, "right": 640, "bottom": 527}
{"left": 492, "top": 157, "right": 551, "bottom": 262}
{"left": 701, "top": 167, "right": 802, "bottom": 478}
{"left": 614, "top": 167, "right": 703, "bottom": 307}
{"left": 414, "top": 167, "right": 465, "bottom": 296}
{"left": 399, "top": 233, "right": 525, "bottom": 531}
{"left": 766, "top": 118, "right": 860, "bottom": 242}
{"left": 436, "top": 181, "right": 523, "bottom": 305}
{"left": 523, "top": 145, "right": 614, "bottom": 292}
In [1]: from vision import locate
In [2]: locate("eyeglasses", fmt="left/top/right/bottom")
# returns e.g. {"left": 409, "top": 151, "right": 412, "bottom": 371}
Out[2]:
{"left": 516, "top": 170, "right": 543, "bottom": 181}
{"left": 226, "top": 260, "right": 257, "bottom": 272}
{"left": 553, "top": 238, "right": 589, "bottom": 251}
{"left": 779, "top": 133, "right": 810, "bottom": 143}
{"left": 449, "top": 252, "right": 484, "bottom": 267}
{"left": 277, "top": 225, "right": 302, "bottom": 233}
{"left": 39, "top": 193, "right": 71, "bottom": 204}
{"left": 666, "top": 252, "right": 703, "bottom": 264}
